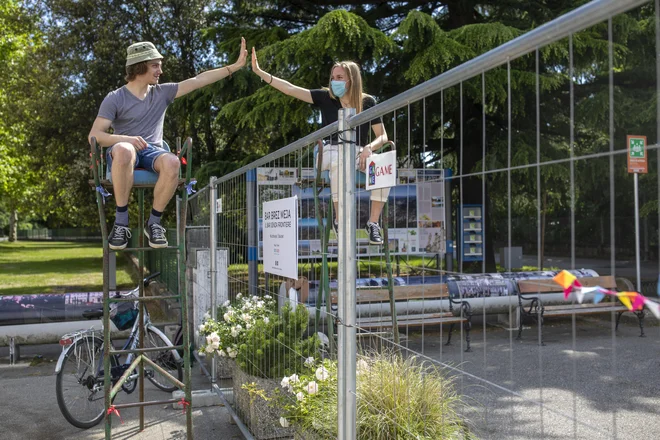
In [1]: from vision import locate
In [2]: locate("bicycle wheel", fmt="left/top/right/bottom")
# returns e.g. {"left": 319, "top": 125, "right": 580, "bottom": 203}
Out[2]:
{"left": 56, "top": 335, "right": 108, "bottom": 429}
{"left": 143, "top": 327, "right": 183, "bottom": 392}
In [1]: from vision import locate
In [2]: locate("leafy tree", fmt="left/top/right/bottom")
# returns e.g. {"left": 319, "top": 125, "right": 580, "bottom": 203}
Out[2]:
{"left": 0, "top": 0, "right": 42, "bottom": 240}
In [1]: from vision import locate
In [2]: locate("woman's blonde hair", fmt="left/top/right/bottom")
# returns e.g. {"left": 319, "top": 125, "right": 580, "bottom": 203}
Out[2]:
{"left": 328, "top": 61, "right": 364, "bottom": 113}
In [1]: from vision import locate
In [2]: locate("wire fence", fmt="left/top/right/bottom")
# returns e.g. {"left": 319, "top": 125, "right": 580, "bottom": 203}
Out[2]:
{"left": 187, "top": 0, "right": 660, "bottom": 438}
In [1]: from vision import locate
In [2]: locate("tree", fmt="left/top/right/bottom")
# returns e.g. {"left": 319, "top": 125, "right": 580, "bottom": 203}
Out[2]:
{"left": 0, "top": 0, "right": 42, "bottom": 240}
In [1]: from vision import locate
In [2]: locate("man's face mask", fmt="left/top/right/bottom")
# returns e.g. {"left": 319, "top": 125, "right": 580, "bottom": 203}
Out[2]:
{"left": 331, "top": 80, "right": 347, "bottom": 98}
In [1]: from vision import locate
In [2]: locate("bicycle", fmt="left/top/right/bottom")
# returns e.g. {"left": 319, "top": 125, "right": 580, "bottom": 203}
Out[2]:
{"left": 55, "top": 272, "right": 183, "bottom": 429}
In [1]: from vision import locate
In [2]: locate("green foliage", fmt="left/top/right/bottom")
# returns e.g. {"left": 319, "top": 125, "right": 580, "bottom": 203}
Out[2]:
{"left": 237, "top": 303, "right": 319, "bottom": 378}
{"left": 278, "top": 353, "right": 472, "bottom": 439}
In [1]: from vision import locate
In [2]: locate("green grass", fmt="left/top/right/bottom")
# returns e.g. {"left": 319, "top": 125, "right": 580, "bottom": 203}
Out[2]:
{"left": 0, "top": 241, "right": 135, "bottom": 295}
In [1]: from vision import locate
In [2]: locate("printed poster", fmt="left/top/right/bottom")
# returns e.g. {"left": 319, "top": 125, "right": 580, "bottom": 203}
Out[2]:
{"left": 262, "top": 196, "right": 298, "bottom": 279}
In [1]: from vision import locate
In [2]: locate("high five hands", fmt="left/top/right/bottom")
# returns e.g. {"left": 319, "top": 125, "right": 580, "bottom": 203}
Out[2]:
{"left": 233, "top": 37, "right": 248, "bottom": 71}
{"left": 251, "top": 47, "right": 269, "bottom": 82}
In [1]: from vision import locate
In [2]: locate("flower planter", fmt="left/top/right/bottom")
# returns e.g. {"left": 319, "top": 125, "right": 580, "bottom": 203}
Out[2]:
{"left": 233, "top": 366, "right": 293, "bottom": 439}
{"left": 293, "top": 429, "right": 328, "bottom": 440}
{"left": 215, "top": 356, "right": 236, "bottom": 380}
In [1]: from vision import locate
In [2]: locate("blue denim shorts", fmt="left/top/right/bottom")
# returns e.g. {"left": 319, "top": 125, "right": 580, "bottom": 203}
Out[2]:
{"left": 107, "top": 143, "right": 169, "bottom": 174}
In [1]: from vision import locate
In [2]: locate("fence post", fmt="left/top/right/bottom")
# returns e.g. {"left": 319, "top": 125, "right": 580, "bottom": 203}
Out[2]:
{"left": 337, "top": 107, "right": 357, "bottom": 440}
{"left": 247, "top": 169, "right": 258, "bottom": 296}
{"left": 210, "top": 176, "right": 218, "bottom": 383}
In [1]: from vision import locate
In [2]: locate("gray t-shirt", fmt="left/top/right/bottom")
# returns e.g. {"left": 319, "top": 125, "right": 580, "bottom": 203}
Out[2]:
{"left": 97, "top": 83, "right": 179, "bottom": 148}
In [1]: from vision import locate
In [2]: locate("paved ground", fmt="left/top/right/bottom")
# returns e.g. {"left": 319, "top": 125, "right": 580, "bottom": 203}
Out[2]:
{"left": 399, "top": 314, "right": 660, "bottom": 440}
{"left": 1, "top": 314, "right": 659, "bottom": 439}
{"left": 0, "top": 343, "right": 243, "bottom": 440}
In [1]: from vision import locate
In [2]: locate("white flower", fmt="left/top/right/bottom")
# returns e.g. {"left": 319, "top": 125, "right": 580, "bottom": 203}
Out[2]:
{"left": 305, "top": 381, "right": 318, "bottom": 395}
{"left": 289, "top": 374, "right": 300, "bottom": 384}
{"left": 219, "top": 349, "right": 227, "bottom": 357}
{"left": 203, "top": 311, "right": 211, "bottom": 320}
{"left": 315, "top": 366, "right": 329, "bottom": 381}
{"left": 242, "top": 313, "right": 251, "bottom": 322}
{"left": 223, "top": 300, "right": 231, "bottom": 307}
{"left": 296, "top": 392, "right": 305, "bottom": 401}
{"left": 210, "top": 332, "right": 220, "bottom": 343}
{"left": 205, "top": 345, "right": 214, "bottom": 353}
{"left": 230, "top": 327, "right": 239, "bottom": 338}
{"left": 236, "top": 324, "right": 242, "bottom": 331}
{"left": 256, "top": 301, "right": 264, "bottom": 308}
{"left": 198, "top": 324, "right": 205, "bottom": 332}
{"left": 237, "top": 293, "right": 242, "bottom": 299}
{"left": 263, "top": 317, "right": 269, "bottom": 324}
{"left": 206, "top": 335, "right": 213, "bottom": 345}
{"left": 228, "top": 348, "right": 237, "bottom": 358}
{"left": 211, "top": 341, "right": 219, "bottom": 350}
{"left": 281, "top": 376, "right": 290, "bottom": 388}
{"left": 265, "top": 295, "right": 272, "bottom": 299}
{"left": 279, "top": 417, "right": 289, "bottom": 428}
{"left": 223, "top": 312, "right": 231, "bottom": 322}
{"left": 304, "top": 357, "right": 315, "bottom": 367}
{"left": 246, "top": 323, "right": 252, "bottom": 330}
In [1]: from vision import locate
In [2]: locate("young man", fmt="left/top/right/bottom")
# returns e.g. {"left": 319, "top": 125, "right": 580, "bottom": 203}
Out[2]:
{"left": 89, "top": 38, "right": 247, "bottom": 250}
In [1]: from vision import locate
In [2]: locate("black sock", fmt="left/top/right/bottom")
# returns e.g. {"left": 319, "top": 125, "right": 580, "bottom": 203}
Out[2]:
{"left": 115, "top": 205, "right": 129, "bottom": 226}
{"left": 148, "top": 208, "right": 162, "bottom": 226}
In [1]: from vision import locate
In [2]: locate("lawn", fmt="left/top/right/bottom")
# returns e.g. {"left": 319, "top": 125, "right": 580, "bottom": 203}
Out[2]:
{"left": 0, "top": 241, "right": 135, "bottom": 295}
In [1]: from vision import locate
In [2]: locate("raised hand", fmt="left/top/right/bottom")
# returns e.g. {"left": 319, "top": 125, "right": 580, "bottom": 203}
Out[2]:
{"left": 251, "top": 47, "right": 266, "bottom": 79}
{"left": 234, "top": 37, "right": 248, "bottom": 69}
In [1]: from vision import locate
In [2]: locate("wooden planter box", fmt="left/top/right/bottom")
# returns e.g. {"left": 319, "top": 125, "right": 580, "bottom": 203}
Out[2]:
{"left": 233, "top": 366, "right": 294, "bottom": 439}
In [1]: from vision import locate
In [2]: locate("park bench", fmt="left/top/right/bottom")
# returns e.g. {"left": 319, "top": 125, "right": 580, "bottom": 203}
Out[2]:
{"left": 516, "top": 275, "right": 645, "bottom": 344}
{"left": 331, "top": 283, "right": 473, "bottom": 351}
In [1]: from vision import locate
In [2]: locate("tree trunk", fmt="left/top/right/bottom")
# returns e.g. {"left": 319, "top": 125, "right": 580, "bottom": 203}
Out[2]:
{"left": 9, "top": 209, "right": 18, "bottom": 242}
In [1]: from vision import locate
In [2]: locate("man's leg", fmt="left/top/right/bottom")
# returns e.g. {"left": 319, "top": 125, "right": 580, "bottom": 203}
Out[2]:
{"left": 108, "top": 143, "right": 136, "bottom": 250}
{"left": 144, "top": 153, "right": 180, "bottom": 248}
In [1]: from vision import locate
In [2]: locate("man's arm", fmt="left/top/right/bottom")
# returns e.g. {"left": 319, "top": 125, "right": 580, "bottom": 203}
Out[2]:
{"left": 88, "top": 117, "right": 148, "bottom": 150}
{"left": 175, "top": 37, "right": 248, "bottom": 99}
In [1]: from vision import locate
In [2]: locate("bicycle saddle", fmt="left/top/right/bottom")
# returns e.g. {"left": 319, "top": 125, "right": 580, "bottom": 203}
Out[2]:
{"left": 82, "top": 309, "right": 104, "bottom": 319}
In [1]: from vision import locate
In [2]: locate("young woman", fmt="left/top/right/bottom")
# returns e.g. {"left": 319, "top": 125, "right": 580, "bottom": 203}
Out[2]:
{"left": 251, "top": 48, "right": 390, "bottom": 244}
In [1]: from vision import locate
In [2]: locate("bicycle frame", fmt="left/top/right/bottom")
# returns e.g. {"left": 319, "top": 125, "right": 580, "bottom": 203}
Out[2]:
{"left": 55, "top": 284, "right": 181, "bottom": 376}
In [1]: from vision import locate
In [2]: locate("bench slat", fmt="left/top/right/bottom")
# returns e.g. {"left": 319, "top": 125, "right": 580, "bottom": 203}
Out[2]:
{"left": 356, "top": 316, "right": 467, "bottom": 330}
{"left": 331, "top": 284, "right": 449, "bottom": 304}
{"left": 356, "top": 312, "right": 454, "bottom": 323}
{"left": 518, "top": 275, "right": 616, "bottom": 294}
{"left": 543, "top": 305, "right": 627, "bottom": 317}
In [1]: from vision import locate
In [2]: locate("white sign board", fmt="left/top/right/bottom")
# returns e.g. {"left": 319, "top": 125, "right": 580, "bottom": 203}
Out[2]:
{"left": 215, "top": 197, "right": 222, "bottom": 214}
{"left": 263, "top": 196, "right": 298, "bottom": 279}
{"left": 366, "top": 150, "right": 397, "bottom": 191}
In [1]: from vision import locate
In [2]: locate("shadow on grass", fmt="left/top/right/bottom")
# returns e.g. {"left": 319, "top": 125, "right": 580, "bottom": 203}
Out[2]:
{"left": 0, "top": 257, "right": 107, "bottom": 275}
{"left": 0, "top": 243, "right": 100, "bottom": 253}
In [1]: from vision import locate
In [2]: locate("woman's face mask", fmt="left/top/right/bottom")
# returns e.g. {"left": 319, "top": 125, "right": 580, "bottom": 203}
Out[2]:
{"left": 331, "top": 80, "right": 347, "bottom": 98}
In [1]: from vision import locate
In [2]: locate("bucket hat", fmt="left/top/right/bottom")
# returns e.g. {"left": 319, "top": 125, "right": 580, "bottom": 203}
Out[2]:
{"left": 126, "top": 41, "right": 163, "bottom": 66}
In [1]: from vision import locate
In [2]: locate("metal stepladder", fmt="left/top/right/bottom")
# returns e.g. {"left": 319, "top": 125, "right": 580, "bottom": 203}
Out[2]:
{"left": 90, "top": 136, "right": 194, "bottom": 439}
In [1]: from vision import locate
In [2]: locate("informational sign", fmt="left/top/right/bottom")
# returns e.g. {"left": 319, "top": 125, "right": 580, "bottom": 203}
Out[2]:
{"left": 366, "top": 151, "right": 397, "bottom": 191}
{"left": 627, "top": 135, "right": 648, "bottom": 174}
{"left": 215, "top": 197, "right": 222, "bottom": 214}
{"left": 262, "top": 196, "right": 298, "bottom": 279}
{"left": 257, "top": 168, "right": 447, "bottom": 260}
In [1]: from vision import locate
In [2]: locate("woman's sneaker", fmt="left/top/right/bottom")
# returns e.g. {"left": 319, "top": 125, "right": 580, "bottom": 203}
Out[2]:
{"left": 144, "top": 223, "right": 168, "bottom": 248}
{"left": 108, "top": 224, "right": 131, "bottom": 250}
{"left": 365, "top": 221, "right": 383, "bottom": 245}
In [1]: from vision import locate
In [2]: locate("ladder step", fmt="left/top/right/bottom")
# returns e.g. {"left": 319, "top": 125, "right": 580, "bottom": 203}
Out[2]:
{"left": 109, "top": 295, "right": 181, "bottom": 302}
{"left": 112, "top": 398, "right": 182, "bottom": 410}
{"left": 110, "top": 345, "right": 184, "bottom": 355}
{"left": 111, "top": 246, "right": 179, "bottom": 252}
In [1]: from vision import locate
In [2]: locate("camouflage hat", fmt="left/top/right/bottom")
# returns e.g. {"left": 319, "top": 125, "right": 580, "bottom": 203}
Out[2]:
{"left": 126, "top": 41, "right": 163, "bottom": 66}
